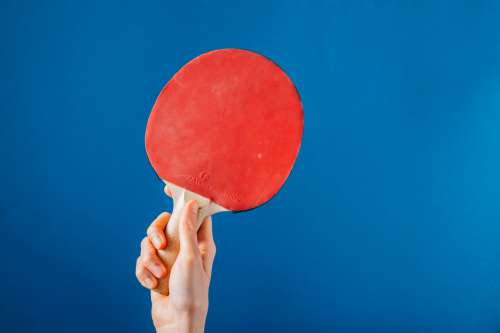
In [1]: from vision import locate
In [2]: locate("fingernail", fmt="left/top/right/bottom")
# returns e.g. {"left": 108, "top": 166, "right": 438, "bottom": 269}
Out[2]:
{"left": 152, "top": 264, "right": 164, "bottom": 277}
{"left": 152, "top": 234, "right": 162, "bottom": 248}
{"left": 144, "top": 276, "right": 153, "bottom": 288}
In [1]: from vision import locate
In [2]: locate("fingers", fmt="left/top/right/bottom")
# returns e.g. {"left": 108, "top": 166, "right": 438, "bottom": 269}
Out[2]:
{"left": 178, "top": 200, "right": 201, "bottom": 259}
{"left": 140, "top": 237, "right": 167, "bottom": 279}
{"left": 198, "top": 217, "right": 216, "bottom": 277}
{"left": 136, "top": 257, "right": 158, "bottom": 289}
{"left": 147, "top": 212, "right": 170, "bottom": 249}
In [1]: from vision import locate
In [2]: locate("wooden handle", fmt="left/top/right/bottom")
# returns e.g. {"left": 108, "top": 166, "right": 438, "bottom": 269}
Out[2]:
{"left": 153, "top": 181, "right": 228, "bottom": 296}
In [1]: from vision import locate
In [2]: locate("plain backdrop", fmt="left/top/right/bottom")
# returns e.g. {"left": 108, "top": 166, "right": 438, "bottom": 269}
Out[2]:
{"left": 1, "top": 1, "right": 500, "bottom": 332}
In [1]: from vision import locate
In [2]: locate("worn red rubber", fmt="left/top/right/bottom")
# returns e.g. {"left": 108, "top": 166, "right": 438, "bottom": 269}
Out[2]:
{"left": 146, "top": 49, "right": 303, "bottom": 211}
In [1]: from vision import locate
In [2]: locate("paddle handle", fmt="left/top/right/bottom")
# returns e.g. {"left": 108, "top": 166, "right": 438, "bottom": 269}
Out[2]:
{"left": 153, "top": 181, "right": 227, "bottom": 296}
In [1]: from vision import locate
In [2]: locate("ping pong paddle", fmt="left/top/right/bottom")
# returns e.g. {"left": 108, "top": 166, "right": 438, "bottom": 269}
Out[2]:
{"left": 145, "top": 49, "right": 303, "bottom": 295}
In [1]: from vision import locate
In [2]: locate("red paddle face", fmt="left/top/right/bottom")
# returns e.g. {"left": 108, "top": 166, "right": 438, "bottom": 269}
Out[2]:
{"left": 146, "top": 49, "right": 303, "bottom": 211}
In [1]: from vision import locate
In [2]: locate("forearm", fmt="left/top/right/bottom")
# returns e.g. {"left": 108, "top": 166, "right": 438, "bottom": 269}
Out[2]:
{"left": 156, "top": 310, "right": 207, "bottom": 333}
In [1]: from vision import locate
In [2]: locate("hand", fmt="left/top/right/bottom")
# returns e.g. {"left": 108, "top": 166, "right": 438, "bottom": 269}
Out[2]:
{"left": 135, "top": 186, "right": 216, "bottom": 333}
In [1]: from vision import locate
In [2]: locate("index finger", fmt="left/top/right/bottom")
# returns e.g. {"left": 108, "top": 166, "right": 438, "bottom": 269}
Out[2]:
{"left": 147, "top": 212, "right": 170, "bottom": 249}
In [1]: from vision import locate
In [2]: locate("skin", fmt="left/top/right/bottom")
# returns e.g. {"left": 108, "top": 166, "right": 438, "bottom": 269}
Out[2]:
{"left": 136, "top": 186, "right": 216, "bottom": 333}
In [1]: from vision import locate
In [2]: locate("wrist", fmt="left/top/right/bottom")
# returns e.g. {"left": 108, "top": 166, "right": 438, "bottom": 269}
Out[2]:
{"left": 156, "top": 309, "right": 208, "bottom": 333}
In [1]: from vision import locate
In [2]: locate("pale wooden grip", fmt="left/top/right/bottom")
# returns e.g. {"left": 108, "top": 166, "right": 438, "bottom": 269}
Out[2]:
{"left": 152, "top": 181, "right": 228, "bottom": 296}
{"left": 155, "top": 244, "right": 179, "bottom": 295}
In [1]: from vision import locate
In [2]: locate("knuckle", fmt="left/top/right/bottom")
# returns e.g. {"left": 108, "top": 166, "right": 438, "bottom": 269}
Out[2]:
{"left": 142, "top": 252, "right": 155, "bottom": 264}
{"left": 136, "top": 268, "right": 155, "bottom": 289}
{"left": 136, "top": 263, "right": 145, "bottom": 280}
{"left": 147, "top": 230, "right": 158, "bottom": 242}
{"left": 140, "top": 238, "right": 155, "bottom": 254}
{"left": 153, "top": 212, "right": 169, "bottom": 226}
{"left": 135, "top": 259, "right": 141, "bottom": 277}
{"left": 201, "top": 244, "right": 216, "bottom": 259}
{"left": 158, "top": 211, "right": 169, "bottom": 219}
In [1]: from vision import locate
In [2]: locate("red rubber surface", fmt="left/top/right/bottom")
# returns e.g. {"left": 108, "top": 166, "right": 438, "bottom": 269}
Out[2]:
{"left": 145, "top": 49, "right": 303, "bottom": 211}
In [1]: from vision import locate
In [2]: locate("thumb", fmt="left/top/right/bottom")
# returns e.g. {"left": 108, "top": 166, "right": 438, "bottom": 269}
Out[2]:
{"left": 178, "top": 200, "right": 201, "bottom": 258}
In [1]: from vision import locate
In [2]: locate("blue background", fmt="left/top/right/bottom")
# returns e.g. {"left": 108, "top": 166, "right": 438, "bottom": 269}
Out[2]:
{"left": 1, "top": 1, "right": 500, "bottom": 332}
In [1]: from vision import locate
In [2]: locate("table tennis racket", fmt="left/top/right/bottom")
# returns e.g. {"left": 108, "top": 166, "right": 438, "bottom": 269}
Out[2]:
{"left": 145, "top": 48, "right": 303, "bottom": 295}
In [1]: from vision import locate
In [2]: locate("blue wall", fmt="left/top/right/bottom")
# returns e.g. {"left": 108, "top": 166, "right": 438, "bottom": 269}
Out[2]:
{"left": 2, "top": 1, "right": 500, "bottom": 332}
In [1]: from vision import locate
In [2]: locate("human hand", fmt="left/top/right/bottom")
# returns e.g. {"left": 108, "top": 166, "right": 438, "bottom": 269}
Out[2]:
{"left": 135, "top": 187, "right": 216, "bottom": 333}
